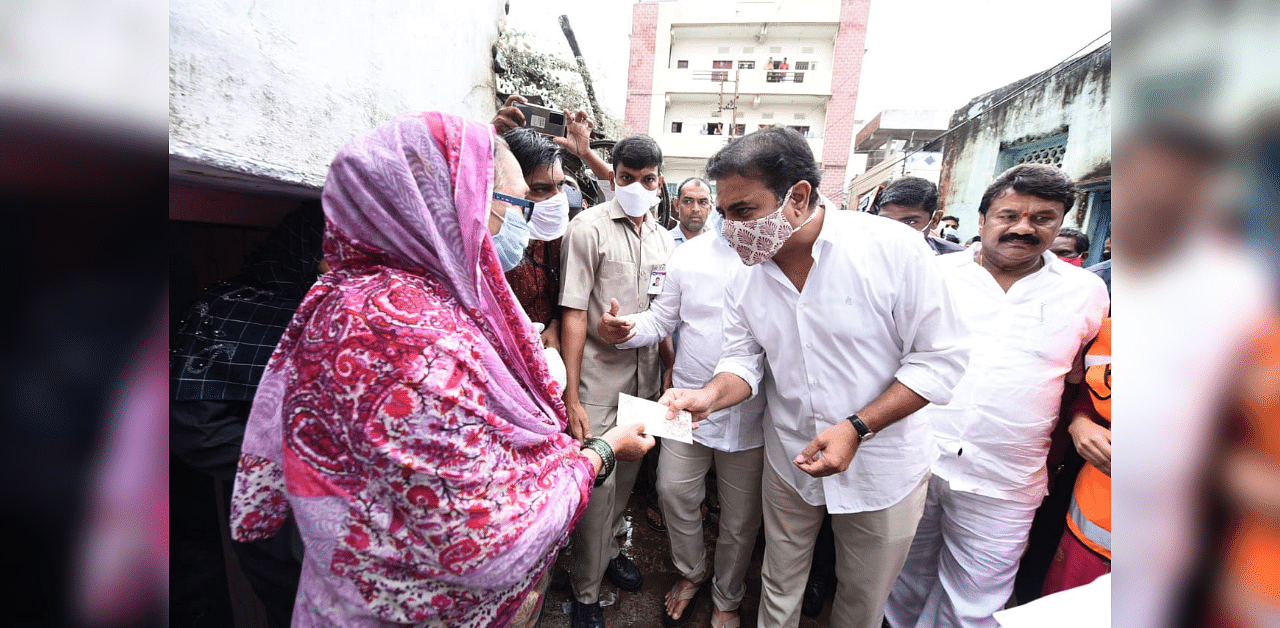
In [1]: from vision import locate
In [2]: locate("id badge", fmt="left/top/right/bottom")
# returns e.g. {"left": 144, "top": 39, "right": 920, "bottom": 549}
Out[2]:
{"left": 647, "top": 265, "right": 667, "bottom": 295}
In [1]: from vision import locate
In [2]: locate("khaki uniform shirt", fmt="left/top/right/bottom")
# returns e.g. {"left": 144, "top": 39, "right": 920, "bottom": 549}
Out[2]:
{"left": 560, "top": 200, "right": 675, "bottom": 405}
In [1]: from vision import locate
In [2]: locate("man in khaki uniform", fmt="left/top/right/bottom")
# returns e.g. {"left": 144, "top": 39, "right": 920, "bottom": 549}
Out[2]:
{"left": 559, "top": 134, "right": 675, "bottom": 628}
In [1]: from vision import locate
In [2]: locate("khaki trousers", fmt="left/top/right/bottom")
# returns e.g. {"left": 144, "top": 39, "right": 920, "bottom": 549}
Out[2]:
{"left": 570, "top": 402, "right": 642, "bottom": 604}
{"left": 759, "top": 461, "right": 928, "bottom": 628}
{"left": 657, "top": 439, "right": 763, "bottom": 612}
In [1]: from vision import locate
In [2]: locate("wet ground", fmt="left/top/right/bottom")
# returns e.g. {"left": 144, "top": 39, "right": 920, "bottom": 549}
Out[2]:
{"left": 537, "top": 487, "right": 836, "bottom": 628}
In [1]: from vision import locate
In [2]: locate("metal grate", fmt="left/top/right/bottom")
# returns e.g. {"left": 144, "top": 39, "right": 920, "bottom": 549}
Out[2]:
{"left": 762, "top": 112, "right": 774, "bottom": 119}
{"left": 998, "top": 133, "right": 1069, "bottom": 172}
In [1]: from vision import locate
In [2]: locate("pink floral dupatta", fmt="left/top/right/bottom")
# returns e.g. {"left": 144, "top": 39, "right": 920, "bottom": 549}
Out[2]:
{"left": 230, "top": 112, "right": 593, "bottom": 626}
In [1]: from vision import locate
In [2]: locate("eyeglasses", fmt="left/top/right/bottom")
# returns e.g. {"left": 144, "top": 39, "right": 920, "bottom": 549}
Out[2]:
{"left": 493, "top": 191, "right": 535, "bottom": 220}
{"left": 679, "top": 197, "right": 712, "bottom": 208}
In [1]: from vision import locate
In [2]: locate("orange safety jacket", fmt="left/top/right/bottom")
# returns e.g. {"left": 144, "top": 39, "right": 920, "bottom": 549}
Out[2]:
{"left": 1067, "top": 316, "right": 1111, "bottom": 560}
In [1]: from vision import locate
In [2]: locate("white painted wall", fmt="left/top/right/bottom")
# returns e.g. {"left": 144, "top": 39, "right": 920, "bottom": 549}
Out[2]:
{"left": 941, "top": 50, "right": 1111, "bottom": 242}
{"left": 169, "top": 0, "right": 507, "bottom": 190}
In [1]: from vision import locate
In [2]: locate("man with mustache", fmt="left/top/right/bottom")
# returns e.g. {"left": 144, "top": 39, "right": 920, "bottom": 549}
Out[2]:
{"left": 886, "top": 164, "right": 1109, "bottom": 628}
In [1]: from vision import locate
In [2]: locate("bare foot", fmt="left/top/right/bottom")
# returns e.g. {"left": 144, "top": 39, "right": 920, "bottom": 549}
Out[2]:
{"left": 711, "top": 607, "right": 740, "bottom": 628}
{"left": 664, "top": 578, "right": 701, "bottom": 620}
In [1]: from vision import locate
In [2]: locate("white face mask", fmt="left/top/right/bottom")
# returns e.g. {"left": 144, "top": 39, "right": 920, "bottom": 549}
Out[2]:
{"left": 721, "top": 184, "right": 818, "bottom": 266}
{"left": 527, "top": 191, "right": 569, "bottom": 241}
{"left": 614, "top": 181, "right": 659, "bottom": 218}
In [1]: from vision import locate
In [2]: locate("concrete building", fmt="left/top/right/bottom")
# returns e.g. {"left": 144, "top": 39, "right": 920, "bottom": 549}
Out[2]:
{"left": 169, "top": 0, "right": 508, "bottom": 302}
{"left": 845, "top": 109, "right": 950, "bottom": 211}
{"left": 937, "top": 43, "right": 1111, "bottom": 262}
{"left": 624, "top": 0, "right": 870, "bottom": 205}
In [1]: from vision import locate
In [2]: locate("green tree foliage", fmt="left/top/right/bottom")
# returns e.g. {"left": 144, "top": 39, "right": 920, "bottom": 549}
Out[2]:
{"left": 495, "top": 27, "right": 624, "bottom": 139}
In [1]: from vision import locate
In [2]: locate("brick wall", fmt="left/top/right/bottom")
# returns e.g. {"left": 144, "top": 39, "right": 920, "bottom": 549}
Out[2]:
{"left": 624, "top": 2, "right": 659, "bottom": 136}
{"left": 820, "top": 0, "right": 871, "bottom": 206}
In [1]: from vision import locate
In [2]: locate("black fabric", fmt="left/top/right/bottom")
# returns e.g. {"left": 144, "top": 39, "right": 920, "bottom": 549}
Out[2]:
{"left": 170, "top": 205, "right": 324, "bottom": 401}
{"left": 927, "top": 235, "right": 967, "bottom": 255}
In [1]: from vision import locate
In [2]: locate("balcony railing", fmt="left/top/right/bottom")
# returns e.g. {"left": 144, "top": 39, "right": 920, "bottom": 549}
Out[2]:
{"left": 664, "top": 68, "right": 831, "bottom": 95}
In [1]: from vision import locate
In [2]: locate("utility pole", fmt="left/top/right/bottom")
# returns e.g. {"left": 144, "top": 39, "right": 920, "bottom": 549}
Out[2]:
{"left": 558, "top": 15, "right": 605, "bottom": 128}
{"left": 730, "top": 69, "right": 740, "bottom": 138}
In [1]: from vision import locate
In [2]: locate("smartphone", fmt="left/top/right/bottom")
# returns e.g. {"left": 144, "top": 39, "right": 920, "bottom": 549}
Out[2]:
{"left": 514, "top": 102, "right": 567, "bottom": 137}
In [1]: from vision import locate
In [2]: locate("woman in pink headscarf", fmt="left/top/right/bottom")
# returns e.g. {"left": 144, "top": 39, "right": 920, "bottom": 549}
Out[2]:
{"left": 229, "top": 112, "right": 653, "bottom": 627}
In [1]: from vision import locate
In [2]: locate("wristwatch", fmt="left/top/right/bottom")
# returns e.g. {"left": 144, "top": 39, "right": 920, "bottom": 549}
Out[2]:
{"left": 847, "top": 414, "right": 876, "bottom": 443}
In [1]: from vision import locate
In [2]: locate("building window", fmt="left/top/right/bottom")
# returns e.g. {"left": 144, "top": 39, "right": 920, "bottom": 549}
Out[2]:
{"left": 758, "top": 124, "right": 772, "bottom": 130}
{"left": 998, "top": 133, "right": 1068, "bottom": 172}
{"left": 795, "top": 61, "right": 810, "bottom": 71}
{"left": 676, "top": 60, "right": 688, "bottom": 69}
{"left": 712, "top": 60, "right": 732, "bottom": 69}
{"left": 702, "top": 122, "right": 724, "bottom": 135}
{"left": 711, "top": 71, "right": 729, "bottom": 82}
{"left": 801, "top": 46, "right": 815, "bottom": 54}
{"left": 732, "top": 123, "right": 746, "bottom": 136}
{"left": 671, "top": 122, "right": 683, "bottom": 133}
{"left": 792, "top": 72, "right": 804, "bottom": 83}
{"left": 738, "top": 61, "right": 755, "bottom": 69}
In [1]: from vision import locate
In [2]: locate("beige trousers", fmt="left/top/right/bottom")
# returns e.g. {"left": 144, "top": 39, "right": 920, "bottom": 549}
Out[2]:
{"left": 758, "top": 461, "right": 929, "bottom": 628}
{"left": 570, "top": 402, "right": 642, "bottom": 604}
{"left": 657, "top": 439, "right": 764, "bottom": 612}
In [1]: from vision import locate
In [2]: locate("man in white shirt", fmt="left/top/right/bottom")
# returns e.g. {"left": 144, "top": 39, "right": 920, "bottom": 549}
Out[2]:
{"left": 598, "top": 225, "right": 766, "bottom": 628}
{"left": 660, "top": 127, "right": 970, "bottom": 628}
{"left": 886, "top": 164, "right": 1109, "bottom": 628}
{"left": 669, "top": 177, "right": 713, "bottom": 246}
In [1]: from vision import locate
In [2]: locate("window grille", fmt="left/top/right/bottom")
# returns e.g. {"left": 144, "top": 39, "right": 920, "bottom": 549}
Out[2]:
{"left": 762, "top": 112, "right": 774, "bottom": 119}
{"left": 998, "top": 133, "right": 1069, "bottom": 172}
{"left": 677, "top": 60, "right": 688, "bottom": 69}
{"left": 795, "top": 61, "right": 810, "bottom": 70}
{"left": 712, "top": 60, "right": 732, "bottom": 69}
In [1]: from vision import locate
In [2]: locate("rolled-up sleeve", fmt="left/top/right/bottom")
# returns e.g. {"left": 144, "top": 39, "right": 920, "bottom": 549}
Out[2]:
{"left": 891, "top": 242, "right": 971, "bottom": 405}
{"left": 713, "top": 273, "right": 765, "bottom": 397}
{"left": 559, "top": 215, "right": 599, "bottom": 311}
{"left": 616, "top": 263, "right": 682, "bottom": 349}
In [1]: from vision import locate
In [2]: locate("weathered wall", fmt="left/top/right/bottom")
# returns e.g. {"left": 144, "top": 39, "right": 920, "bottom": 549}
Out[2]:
{"left": 169, "top": 0, "right": 507, "bottom": 193}
{"left": 938, "top": 44, "right": 1111, "bottom": 241}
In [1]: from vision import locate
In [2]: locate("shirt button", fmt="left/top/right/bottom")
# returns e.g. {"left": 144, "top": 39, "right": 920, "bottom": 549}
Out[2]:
{"left": 811, "top": 379, "right": 819, "bottom": 386}
{"left": 815, "top": 414, "right": 824, "bottom": 420}
{"left": 805, "top": 343, "right": 813, "bottom": 349}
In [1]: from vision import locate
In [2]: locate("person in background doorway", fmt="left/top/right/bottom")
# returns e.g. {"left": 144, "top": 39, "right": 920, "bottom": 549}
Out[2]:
{"left": 1050, "top": 227, "right": 1091, "bottom": 266}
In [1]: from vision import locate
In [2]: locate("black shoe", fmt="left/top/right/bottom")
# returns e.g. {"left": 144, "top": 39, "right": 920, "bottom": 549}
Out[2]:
{"left": 570, "top": 600, "right": 605, "bottom": 628}
{"left": 605, "top": 554, "right": 644, "bottom": 592}
{"left": 801, "top": 576, "right": 826, "bottom": 617}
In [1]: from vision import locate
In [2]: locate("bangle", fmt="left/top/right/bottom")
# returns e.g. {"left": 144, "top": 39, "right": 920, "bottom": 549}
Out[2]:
{"left": 581, "top": 438, "right": 615, "bottom": 488}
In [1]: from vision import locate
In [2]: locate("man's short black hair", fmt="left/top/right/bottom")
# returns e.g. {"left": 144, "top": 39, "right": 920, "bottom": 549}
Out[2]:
{"left": 613, "top": 134, "right": 663, "bottom": 171}
{"left": 978, "top": 163, "right": 1077, "bottom": 215}
{"left": 876, "top": 177, "right": 939, "bottom": 214}
{"left": 705, "top": 126, "right": 821, "bottom": 208}
{"left": 676, "top": 177, "right": 711, "bottom": 198}
{"left": 941, "top": 215, "right": 959, "bottom": 225}
{"left": 1056, "top": 227, "right": 1090, "bottom": 255}
{"left": 501, "top": 127, "right": 562, "bottom": 178}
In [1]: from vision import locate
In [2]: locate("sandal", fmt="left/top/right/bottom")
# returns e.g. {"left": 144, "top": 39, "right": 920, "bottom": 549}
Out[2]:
{"left": 646, "top": 503, "right": 668, "bottom": 533}
{"left": 662, "top": 578, "right": 704, "bottom": 628}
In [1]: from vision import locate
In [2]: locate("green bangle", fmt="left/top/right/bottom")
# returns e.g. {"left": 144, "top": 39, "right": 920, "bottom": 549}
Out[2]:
{"left": 582, "top": 437, "right": 615, "bottom": 487}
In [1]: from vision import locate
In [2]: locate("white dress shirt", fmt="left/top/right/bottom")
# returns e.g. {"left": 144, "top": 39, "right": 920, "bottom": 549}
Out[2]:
{"left": 714, "top": 209, "right": 970, "bottom": 513}
{"left": 617, "top": 233, "right": 766, "bottom": 452}
{"left": 927, "top": 245, "right": 1109, "bottom": 504}
{"left": 669, "top": 224, "right": 708, "bottom": 247}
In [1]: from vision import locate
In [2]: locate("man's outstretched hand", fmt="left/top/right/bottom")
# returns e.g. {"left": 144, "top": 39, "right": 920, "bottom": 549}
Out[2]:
{"left": 598, "top": 298, "right": 636, "bottom": 345}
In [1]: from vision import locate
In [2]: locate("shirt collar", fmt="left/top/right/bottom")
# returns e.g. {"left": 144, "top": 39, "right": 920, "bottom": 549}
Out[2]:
{"left": 607, "top": 199, "right": 656, "bottom": 230}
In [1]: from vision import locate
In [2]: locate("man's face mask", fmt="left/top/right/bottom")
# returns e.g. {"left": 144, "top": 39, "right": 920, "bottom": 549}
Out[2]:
{"left": 614, "top": 181, "right": 660, "bottom": 218}
{"left": 721, "top": 184, "right": 819, "bottom": 266}
{"left": 527, "top": 191, "right": 569, "bottom": 241}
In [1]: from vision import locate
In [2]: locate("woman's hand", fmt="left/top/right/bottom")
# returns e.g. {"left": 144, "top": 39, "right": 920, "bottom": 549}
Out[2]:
{"left": 601, "top": 422, "right": 655, "bottom": 462}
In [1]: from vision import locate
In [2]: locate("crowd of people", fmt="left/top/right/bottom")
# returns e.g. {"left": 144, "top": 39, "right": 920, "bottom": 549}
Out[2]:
{"left": 171, "top": 101, "right": 1117, "bottom": 628}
